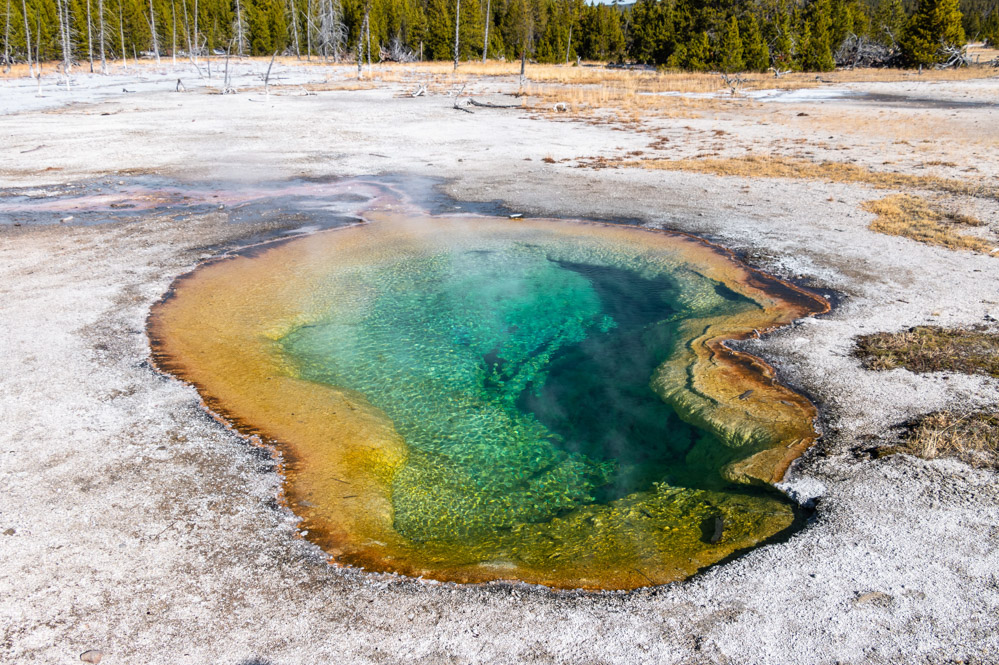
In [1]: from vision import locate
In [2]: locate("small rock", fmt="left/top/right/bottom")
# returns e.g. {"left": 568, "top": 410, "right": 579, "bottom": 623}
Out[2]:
{"left": 80, "top": 650, "right": 103, "bottom": 663}
{"left": 2, "top": 528, "right": 15, "bottom": 536}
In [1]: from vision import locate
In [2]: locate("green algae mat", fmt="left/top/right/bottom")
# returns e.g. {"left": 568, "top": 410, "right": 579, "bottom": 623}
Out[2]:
{"left": 149, "top": 206, "right": 828, "bottom": 589}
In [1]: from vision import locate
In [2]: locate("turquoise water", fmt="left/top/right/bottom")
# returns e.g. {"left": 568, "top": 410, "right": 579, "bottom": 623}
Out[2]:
{"left": 279, "top": 234, "right": 759, "bottom": 545}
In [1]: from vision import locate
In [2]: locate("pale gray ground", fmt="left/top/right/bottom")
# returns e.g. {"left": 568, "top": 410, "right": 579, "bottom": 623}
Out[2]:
{"left": 1, "top": 63, "right": 998, "bottom": 664}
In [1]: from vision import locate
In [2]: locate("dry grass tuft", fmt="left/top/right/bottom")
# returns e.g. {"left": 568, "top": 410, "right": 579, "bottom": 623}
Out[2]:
{"left": 903, "top": 410, "right": 999, "bottom": 467}
{"left": 855, "top": 325, "right": 999, "bottom": 376}
{"left": 862, "top": 194, "right": 994, "bottom": 253}
{"left": 858, "top": 325, "right": 999, "bottom": 467}
{"left": 619, "top": 155, "right": 999, "bottom": 200}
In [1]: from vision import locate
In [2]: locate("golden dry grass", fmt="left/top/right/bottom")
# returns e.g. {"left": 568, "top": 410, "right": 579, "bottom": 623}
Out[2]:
{"left": 856, "top": 325, "right": 999, "bottom": 466}
{"left": 855, "top": 325, "right": 999, "bottom": 375}
{"left": 967, "top": 42, "right": 999, "bottom": 62}
{"left": 524, "top": 83, "right": 734, "bottom": 120}
{"left": 862, "top": 194, "right": 995, "bottom": 253}
{"left": 903, "top": 410, "right": 999, "bottom": 467}
{"left": 618, "top": 155, "right": 999, "bottom": 200}
{"left": 374, "top": 61, "right": 997, "bottom": 89}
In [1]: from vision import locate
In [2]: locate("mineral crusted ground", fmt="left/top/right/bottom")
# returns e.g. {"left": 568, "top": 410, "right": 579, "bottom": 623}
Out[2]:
{"left": 1, "top": 62, "right": 998, "bottom": 664}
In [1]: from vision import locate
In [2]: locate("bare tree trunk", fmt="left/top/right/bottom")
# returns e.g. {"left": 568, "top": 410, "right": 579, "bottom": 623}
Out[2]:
{"left": 264, "top": 50, "right": 276, "bottom": 96}
{"left": 180, "top": 0, "right": 202, "bottom": 77}
{"left": 3, "top": 0, "right": 11, "bottom": 73}
{"left": 21, "top": 0, "right": 32, "bottom": 77}
{"left": 290, "top": 0, "right": 300, "bottom": 59}
{"left": 314, "top": 0, "right": 345, "bottom": 62}
{"left": 57, "top": 0, "right": 72, "bottom": 88}
{"left": 221, "top": 40, "right": 231, "bottom": 91}
{"left": 519, "top": 44, "right": 525, "bottom": 87}
{"left": 171, "top": 0, "right": 176, "bottom": 66}
{"left": 35, "top": 10, "right": 40, "bottom": 89}
{"left": 305, "top": 0, "right": 312, "bottom": 60}
{"left": 364, "top": 10, "right": 370, "bottom": 71}
{"left": 56, "top": 0, "right": 65, "bottom": 72}
{"left": 118, "top": 0, "right": 127, "bottom": 68}
{"left": 355, "top": 4, "right": 364, "bottom": 78}
{"left": 149, "top": 0, "right": 161, "bottom": 61}
{"left": 193, "top": 0, "right": 198, "bottom": 61}
{"left": 481, "top": 0, "right": 489, "bottom": 62}
{"left": 564, "top": 23, "right": 571, "bottom": 65}
{"left": 86, "top": 0, "right": 94, "bottom": 71}
{"left": 233, "top": 0, "right": 246, "bottom": 56}
{"left": 452, "top": 0, "right": 459, "bottom": 71}
{"left": 98, "top": 0, "right": 107, "bottom": 73}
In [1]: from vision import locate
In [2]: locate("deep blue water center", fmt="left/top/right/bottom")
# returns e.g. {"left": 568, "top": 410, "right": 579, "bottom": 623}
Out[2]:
{"left": 519, "top": 259, "right": 753, "bottom": 502}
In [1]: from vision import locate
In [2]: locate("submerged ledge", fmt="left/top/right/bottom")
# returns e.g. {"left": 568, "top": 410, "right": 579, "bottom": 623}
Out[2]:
{"left": 148, "top": 201, "right": 829, "bottom": 590}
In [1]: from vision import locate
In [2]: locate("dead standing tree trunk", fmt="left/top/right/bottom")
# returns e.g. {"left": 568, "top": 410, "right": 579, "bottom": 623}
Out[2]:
{"left": 148, "top": 0, "right": 160, "bottom": 61}
{"left": 356, "top": 2, "right": 367, "bottom": 78}
{"left": 3, "top": 0, "right": 10, "bottom": 72}
{"left": 97, "top": 0, "right": 107, "bottom": 72}
{"left": 171, "top": 0, "right": 177, "bottom": 66}
{"left": 85, "top": 0, "right": 94, "bottom": 71}
{"left": 316, "top": 0, "right": 346, "bottom": 61}
{"left": 233, "top": 0, "right": 247, "bottom": 56}
{"left": 289, "top": 0, "right": 301, "bottom": 59}
{"left": 57, "top": 0, "right": 73, "bottom": 87}
{"left": 481, "top": 0, "right": 489, "bottom": 62}
{"left": 21, "top": 0, "right": 32, "bottom": 77}
{"left": 519, "top": 44, "right": 526, "bottom": 88}
{"left": 264, "top": 50, "right": 276, "bottom": 96}
{"left": 193, "top": 0, "right": 198, "bottom": 62}
{"left": 117, "top": 0, "right": 127, "bottom": 68}
{"left": 180, "top": 0, "right": 204, "bottom": 77}
{"left": 452, "top": 0, "right": 459, "bottom": 71}
{"left": 2, "top": 1, "right": 10, "bottom": 73}
{"left": 4, "top": 0, "right": 13, "bottom": 72}
{"left": 564, "top": 22, "right": 571, "bottom": 65}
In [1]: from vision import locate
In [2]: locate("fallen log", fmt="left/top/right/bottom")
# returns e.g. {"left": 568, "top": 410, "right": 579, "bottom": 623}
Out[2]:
{"left": 467, "top": 99, "right": 520, "bottom": 109}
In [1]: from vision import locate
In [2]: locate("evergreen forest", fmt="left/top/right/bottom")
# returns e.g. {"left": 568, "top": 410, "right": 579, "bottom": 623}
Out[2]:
{"left": 0, "top": 0, "right": 994, "bottom": 74}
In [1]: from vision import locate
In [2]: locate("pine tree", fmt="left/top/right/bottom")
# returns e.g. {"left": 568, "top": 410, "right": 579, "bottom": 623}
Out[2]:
{"left": 900, "top": 0, "right": 964, "bottom": 65}
{"left": 717, "top": 15, "right": 742, "bottom": 71}
{"left": 873, "top": 0, "right": 905, "bottom": 46}
{"left": 801, "top": 0, "right": 835, "bottom": 70}
{"left": 741, "top": 13, "right": 769, "bottom": 71}
{"left": 770, "top": 0, "right": 795, "bottom": 70}
{"left": 983, "top": 10, "right": 999, "bottom": 47}
{"left": 424, "top": 0, "right": 451, "bottom": 58}
{"left": 684, "top": 29, "right": 709, "bottom": 70}
{"left": 830, "top": 0, "right": 852, "bottom": 47}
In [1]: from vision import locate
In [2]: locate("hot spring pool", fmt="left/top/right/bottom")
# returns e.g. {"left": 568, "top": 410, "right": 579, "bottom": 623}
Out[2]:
{"left": 149, "top": 206, "right": 827, "bottom": 590}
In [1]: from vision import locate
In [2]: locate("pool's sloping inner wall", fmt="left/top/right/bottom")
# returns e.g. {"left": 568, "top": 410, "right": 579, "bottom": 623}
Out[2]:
{"left": 149, "top": 208, "right": 828, "bottom": 590}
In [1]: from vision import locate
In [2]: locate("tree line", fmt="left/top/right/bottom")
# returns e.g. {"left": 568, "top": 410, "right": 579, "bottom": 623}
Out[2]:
{"left": 0, "top": 0, "right": 993, "bottom": 73}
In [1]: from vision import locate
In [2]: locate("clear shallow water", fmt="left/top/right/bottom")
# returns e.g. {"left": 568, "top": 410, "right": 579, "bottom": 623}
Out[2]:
{"left": 280, "top": 226, "right": 773, "bottom": 547}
